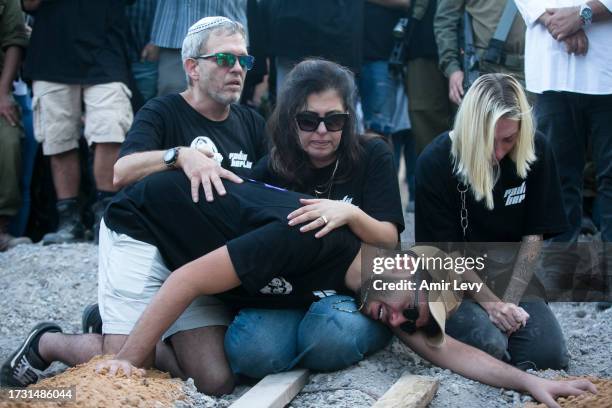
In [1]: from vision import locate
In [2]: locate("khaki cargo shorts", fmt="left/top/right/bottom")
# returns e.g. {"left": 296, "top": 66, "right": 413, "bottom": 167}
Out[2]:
{"left": 98, "top": 219, "right": 233, "bottom": 340}
{"left": 32, "top": 81, "right": 133, "bottom": 156}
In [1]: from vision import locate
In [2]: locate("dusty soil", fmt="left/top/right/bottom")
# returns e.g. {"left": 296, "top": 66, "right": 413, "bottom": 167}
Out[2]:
{"left": 0, "top": 213, "right": 610, "bottom": 407}
{"left": 0, "top": 356, "right": 187, "bottom": 408}
{"left": 526, "top": 377, "right": 612, "bottom": 408}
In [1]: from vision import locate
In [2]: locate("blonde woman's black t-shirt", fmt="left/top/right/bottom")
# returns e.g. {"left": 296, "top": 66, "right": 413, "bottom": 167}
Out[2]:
{"left": 415, "top": 132, "right": 568, "bottom": 243}
{"left": 104, "top": 172, "right": 361, "bottom": 309}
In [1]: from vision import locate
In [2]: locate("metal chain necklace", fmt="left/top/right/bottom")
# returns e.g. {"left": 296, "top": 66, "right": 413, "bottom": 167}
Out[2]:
{"left": 314, "top": 159, "right": 339, "bottom": 199}
{"left": 457, "top": 182, "right": 468, "bottom": 239}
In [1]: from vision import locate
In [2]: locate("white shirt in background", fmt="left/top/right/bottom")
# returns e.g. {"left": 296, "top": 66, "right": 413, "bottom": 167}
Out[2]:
{"left": 515, "top": 0, "right": 612, "bottom": 95}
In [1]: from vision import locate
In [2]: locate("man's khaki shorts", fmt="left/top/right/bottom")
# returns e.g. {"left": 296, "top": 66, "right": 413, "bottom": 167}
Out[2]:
{"left": 32, "top": 81, "right": 133, "bottom": 156}
{"left": 98, "top": 219, "right": 233, "bottom": 340}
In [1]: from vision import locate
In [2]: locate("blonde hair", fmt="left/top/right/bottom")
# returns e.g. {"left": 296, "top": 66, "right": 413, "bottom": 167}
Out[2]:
{"left": 450, "top": 74, "right": 536, "bottom": 210}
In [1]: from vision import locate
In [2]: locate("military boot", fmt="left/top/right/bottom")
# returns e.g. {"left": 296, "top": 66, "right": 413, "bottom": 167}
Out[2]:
{"left": 42, "top": 199, "right": 85, "bottom": 245}
{"left": 0, "top": 216, "right": 32, "bottom": 252}
{"left": 92, "top": 197, "right": 112, "bottom": 245}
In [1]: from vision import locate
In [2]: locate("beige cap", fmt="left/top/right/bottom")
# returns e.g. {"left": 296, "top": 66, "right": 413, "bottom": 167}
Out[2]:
{"left": 411, "top": 246, "right": 463, "bottom": 347}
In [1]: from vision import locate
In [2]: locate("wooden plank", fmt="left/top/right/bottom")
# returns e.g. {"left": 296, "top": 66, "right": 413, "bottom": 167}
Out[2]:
{"left": 229, "top": 369, "right": 310, "bottom": 408}
{"left": 372, "top": 374, "right": 439, "bottom": 408}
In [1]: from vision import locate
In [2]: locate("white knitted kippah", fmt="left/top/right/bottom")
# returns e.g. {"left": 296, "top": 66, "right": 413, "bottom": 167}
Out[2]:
{"left": 187, "top": 16, "right": 233, "bottom": 37}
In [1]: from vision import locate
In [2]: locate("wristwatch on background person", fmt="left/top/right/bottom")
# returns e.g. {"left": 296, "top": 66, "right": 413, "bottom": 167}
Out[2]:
{"left": 163, "top": 147, "right": 181, "bottom": 168}
{"left": 579, "top": 3, "right": 593, "bottom": 26}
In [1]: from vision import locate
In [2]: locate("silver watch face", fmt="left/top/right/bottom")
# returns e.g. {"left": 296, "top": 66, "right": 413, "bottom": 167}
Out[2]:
{"left": 581, "top": 6, "right": 593, "bottom": 22}
{"left": 164, "top": 148, "right": 176, "bottom": 164}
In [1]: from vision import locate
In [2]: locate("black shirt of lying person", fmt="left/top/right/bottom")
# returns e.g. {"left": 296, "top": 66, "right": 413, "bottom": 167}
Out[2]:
{"left": 251, "top": 137, "right": 405, "bottom": 237}
{"left": 118, "top": 94, "right": 268, "bottom": 178}
{"left": 104, "top": 171, "right": 361, "bottom": 309}
{"left": 415, "top": 131, "right": 568, "bottom": 243}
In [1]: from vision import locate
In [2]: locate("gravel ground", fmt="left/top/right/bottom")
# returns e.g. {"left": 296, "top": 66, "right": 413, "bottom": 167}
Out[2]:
{"left": 1, "top": 213, "right": 610, "bottom": 407}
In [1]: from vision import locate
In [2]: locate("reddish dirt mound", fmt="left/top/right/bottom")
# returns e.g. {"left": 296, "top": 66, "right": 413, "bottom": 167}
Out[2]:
{"left": 0, "top": 356, "right": 188, "bottom": 407}
{"left": 527, "top": 377, "right": 612, "bottom": 408}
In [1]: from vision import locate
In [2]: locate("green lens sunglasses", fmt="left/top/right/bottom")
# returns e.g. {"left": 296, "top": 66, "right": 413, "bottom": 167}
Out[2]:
{"left": 195, "top": 52, "right": 255, "bottom": 70}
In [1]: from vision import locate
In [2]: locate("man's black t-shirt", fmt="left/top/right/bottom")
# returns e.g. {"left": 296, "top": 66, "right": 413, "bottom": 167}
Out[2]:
{"left": 251, "top": 137, "right": 405, "bottom": 235}
{"left": 415, "top": 132, "right": 568, "bottom": 242}
{"left": 104, "top": 172, "right": 361, "bottom": 309}
{"left": 24, "top": 0, "right": 130, "bottom": 85}
{"left": 119, "top": 94, "right": 268, "bottom": 177}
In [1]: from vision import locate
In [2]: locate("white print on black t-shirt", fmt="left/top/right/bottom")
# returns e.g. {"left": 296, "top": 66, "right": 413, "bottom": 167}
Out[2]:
{"left": 229, "top": 151, "right": 253, "bottom": 169}
{"left": 504, "top": 182, "right": 526, "bottom": 206}
{"left": 190, "top": 136, "right": 224, "bottom": 164}
{"left": 260, "top": 277, "right": 293, "bottom": 295}
{"left": 341, "top": 195, "right": 353, "bottom": 204}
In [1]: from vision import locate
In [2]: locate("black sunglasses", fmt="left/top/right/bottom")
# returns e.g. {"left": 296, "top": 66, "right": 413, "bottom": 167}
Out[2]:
{"left": 399, "top": 267, "right": 423, "bottom": 334}
{"left": 295, "top": 112, "right": 349, "bottom": 132}
{"left": 399, "top": 290, "right": 420, "bottom": 334}
{"left": 195, "top": 52, "right": 255, "bottom": 70}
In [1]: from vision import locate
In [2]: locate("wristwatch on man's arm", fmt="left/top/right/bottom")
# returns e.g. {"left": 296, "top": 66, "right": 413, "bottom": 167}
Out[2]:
{"left": 163, "top": 147, "right": 181, "bottom": 168}
{"left": 579, "top": 3, "right": 593, "bottom": 25}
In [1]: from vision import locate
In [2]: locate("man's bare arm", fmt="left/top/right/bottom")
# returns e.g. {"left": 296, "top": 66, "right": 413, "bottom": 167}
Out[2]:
{"left": 588, "top": 0, "right": 612, "bottom": 22}
{"left": 396, "top": 330, "right": 597, "bottom": 407}
{"left": 113, "top": 150, "right": 168, "bottom": 188}
{"left": 96, "top": 246, "right": 241, "bottom": 374}
{"left": 114, "top": 147, "right": 242, "bottom": 201}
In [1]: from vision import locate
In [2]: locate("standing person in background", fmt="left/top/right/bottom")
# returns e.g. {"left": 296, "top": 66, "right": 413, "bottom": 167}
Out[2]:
{"left": 0, "top": 0, "right": 31, "bottom": 251}
{"left": 404, "top": 0, "right": 452, "bottom": 155}
{"left": 151, "top": 0, "right": 247, "bottom": 96}
{"left": 358, "top": 0, "right": 408, "bottom": 136}
{"left": 261, "top": 0, "right": 364, "bottom": 92}
{"left": 515, "top": 0, "right": 612, "bottom": 305}
{"left": 126, "top": 0, "right": 159, "bottom": 103}
{"left": 434, "top": 0, "right": 526, "bottom": 105}
{"left": 22, "top": 0, "right": 134, "bottom": 245}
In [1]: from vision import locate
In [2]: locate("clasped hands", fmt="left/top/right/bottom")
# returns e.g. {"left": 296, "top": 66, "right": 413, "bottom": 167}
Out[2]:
{"left": 483, "top": 301, "right": 530, "bottom": 335}
{"left": 541, "top": 6, "right": 589, "bottom": 55}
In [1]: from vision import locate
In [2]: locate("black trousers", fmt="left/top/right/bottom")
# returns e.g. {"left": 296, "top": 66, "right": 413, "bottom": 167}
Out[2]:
{"left": 535, "top": 91, "right": 612, "bottom": 243}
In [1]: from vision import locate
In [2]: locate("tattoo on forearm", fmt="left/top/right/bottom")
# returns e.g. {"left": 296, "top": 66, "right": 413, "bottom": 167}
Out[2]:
{"left": 503, "top": 235, "right": 543, "bottom": 304}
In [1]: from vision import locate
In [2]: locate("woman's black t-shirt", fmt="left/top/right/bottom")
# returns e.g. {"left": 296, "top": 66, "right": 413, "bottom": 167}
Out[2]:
{"left": 415, "top": 132, "right": 568, "bottom": 243}
{"left": 252, "top": 137, "right": 405, "bottom": 236}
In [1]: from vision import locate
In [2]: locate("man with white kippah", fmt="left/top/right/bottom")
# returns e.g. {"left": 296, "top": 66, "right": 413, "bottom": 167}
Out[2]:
{"left": 151, "top": 1, "right": 248, "bottom": 96}
{"left": 0, "top": 16, "right": 265, "bottom": 396}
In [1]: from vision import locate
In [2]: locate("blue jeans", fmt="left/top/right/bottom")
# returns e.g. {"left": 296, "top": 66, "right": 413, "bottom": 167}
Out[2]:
{"left": 358, "top": 61, "right": 398, "bottom": 136}
{"left": 132, "top": 61, "right": 158, "bottom": 102}
{"left": 445, "top": 301, "right": 568, "bottom": 371}
{"left": 225, "top": 295, "right": 391, "bottom": 379}
{"left": 9, "top": 93, "right": 37, "bottom": 237}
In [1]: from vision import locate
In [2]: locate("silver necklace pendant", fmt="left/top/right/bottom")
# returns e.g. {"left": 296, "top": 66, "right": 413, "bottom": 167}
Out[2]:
{"left": 313, "top": 159, "right": 339, "bottom": 199}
